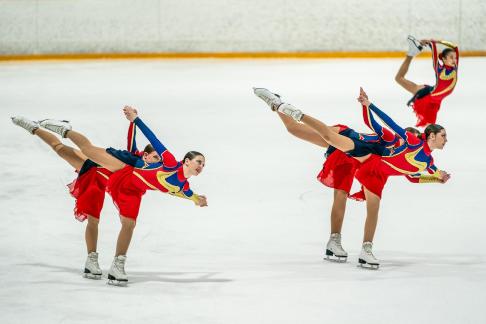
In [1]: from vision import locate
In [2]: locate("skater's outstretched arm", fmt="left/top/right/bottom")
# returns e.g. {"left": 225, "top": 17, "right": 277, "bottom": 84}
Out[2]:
{"left": 169, "top": 182, "right": 208, "bottom": 207}
{"left": 358, "top": 93, "right": 412, "bottom": 144}
{"left": 127, "top": 121, "right": 138, "bottom": 154}
{"left": 405, "top": 168, "right": 450, "bottom": 183}
{"left": 358, "top": 88, "right": 405, "bottom": 143}
{"left": 405, "top": 172, "right": 447, "bottom": 184}
{"left": 426, "top": 39, "right": 459, "bottom": 73}
{"left": 361, "top": 104, "right": 398, "bottom": 146}
{"left": 123, "top": 106, "right": 178, "bottom": 168}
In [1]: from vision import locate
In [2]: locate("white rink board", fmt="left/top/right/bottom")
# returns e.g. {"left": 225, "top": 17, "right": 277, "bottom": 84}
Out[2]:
{"left": 0, "top": 58, "right": 485, "bottom": 324}
{"left": 1, "top": 0, "right": 486, "bottom": 54}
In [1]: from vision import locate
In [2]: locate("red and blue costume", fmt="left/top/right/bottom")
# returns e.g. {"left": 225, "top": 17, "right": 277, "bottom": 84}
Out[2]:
{"left": 408, "top": 40, "right": 459, "bottom": 127}
{"left": 67, "top": 122, "right": 141, "bottom": 222}
{"left": 317, "top": 123, "right": 399, "bottom": 194}
{"left": 107, "top": 117, "right": 199, "bottom": 220}
{"left": 106, "top": 122, "right": 145, "bottom": 167}
{"left": 354, "top": 103, "right": 443, "bottom": 199}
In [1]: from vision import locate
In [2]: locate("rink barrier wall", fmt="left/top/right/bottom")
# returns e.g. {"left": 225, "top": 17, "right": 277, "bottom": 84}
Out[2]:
{"left": 1, "top": 51, "right": 485, "bottom": 62}
{"left": 2, "top": 0, "right": 486, "bottom": 54}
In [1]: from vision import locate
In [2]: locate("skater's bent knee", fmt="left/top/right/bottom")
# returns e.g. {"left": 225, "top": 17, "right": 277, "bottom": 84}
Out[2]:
{"left": 120, "top": 216, "right": 136, "bottom": 229}
{"left": 87, "top": 216, "right": 100, "bottom": 226}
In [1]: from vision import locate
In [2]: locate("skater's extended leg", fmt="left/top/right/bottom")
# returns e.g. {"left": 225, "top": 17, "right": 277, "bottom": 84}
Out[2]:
{"left": 34, "top": 128, "right": 86, "bottom": 171}
{"left": 39, "top": 120, "right": 126, "bottom": 172}
{"left": 277, "top": 112, "right": 341, "bottom": 148}
{"left": 115, "top": 216, "right": 136, "bottom": 256}
{"left": 65, "top": 130, "right": 126, "bottom": 172}
{"left": 300, "top": 114, "right": 355, "bottom": 153}
{"left": 85, "top": 216, "right": 99, "bottom": 253}
{"left": 363, "top": 187, "right": 380, "bottom": 243}
{"left": 395, "top": 56, "right": 424, "bottom": 95}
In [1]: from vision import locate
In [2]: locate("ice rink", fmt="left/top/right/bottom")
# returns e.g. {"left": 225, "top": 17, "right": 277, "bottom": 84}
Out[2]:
{"left": 1, "top": 58, "right": 485, "bottom": 324}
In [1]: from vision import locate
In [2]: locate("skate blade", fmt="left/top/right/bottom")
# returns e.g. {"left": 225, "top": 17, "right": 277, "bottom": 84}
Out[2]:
{"left": 107, "top": 274, "right": 128, "bottom": 286}
{"left": 83, "top": 273, "right": 102, "bottom": 280}
{"left": 107, "top": 279, "right": 128, "bottom": 287}
{"left": 358, "top": 259, "right": 379, "bottom": 270}
{"left": 324, "top": 255, "right": 347, "bottom": 263}
{"left": 324, "top": 250, "right": 347, "bottom": 263}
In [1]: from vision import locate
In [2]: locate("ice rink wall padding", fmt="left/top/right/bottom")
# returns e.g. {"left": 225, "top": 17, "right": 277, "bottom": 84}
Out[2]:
{"left": 1, "top": 0, "right": 485, "bottom": 58}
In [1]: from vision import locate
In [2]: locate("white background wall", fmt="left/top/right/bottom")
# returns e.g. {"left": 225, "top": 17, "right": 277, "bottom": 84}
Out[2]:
{"left": 1, "top": 0, "right": 485, "bottom": 54}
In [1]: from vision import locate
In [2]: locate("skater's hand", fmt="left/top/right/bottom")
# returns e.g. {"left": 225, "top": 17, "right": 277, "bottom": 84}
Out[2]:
{"left": 357, "top": 87, "right": 371, "bottom": 107}
{"left": 420, "top": 39, "right": 431, "bottom": 46}
{"left": 438, "top": 170, "right": 451, "bottom": 183}
{"left": 196, "top": 195, "right": 208, "bottom": 207}
{"left": 123, "top": 106, "right": 138, "bottom": 122}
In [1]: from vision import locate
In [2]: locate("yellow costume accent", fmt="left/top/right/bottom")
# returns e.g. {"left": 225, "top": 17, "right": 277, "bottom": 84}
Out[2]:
{"left": 382, "top": 148, "right": 426, "bottom": 175}
{"left": 156, "top": 170, "right": 182, "bottom": 194}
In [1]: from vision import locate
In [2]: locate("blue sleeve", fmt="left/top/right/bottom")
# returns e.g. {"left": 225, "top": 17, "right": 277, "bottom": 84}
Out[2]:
{"left": 133, "top": 117, "right": 167, "bottom": 156}
{"left": 367, "top": 103, "right": 407, "bottom": 140}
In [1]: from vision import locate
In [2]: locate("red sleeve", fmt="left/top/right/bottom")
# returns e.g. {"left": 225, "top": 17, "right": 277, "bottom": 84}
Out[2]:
{"left": 431, "top": 41, "right": 440, "bottom": 77}
{"left": 161, "top": 151, "right": 178, "bottom": 168}
{"left": 405, "top": 131, "right": 421, "bottom": 146}
{"left": 455, "top": 46, "right": 459, "bottom": 68}
{"left": 405, "top": 175, "right": 420, "bottom": 183}
{"left": 127, "top": 122, "right": 138, "bottom": 153}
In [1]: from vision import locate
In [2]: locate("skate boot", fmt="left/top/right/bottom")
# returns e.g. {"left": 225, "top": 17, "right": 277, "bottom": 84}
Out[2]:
{"left": 83, "top": 252, "right": 102, "bottom": 280}
{"left": 11, "top": 116, "right": 39, "bottom": 134}
{"left": 407, "top": 35, "right": 423, "bottom": 57}
{"left": 107, "top": 255, "right": 128, "bottom": 286}
{"left": 325, "top": 233, "right": 348, "bottom": 262}
{"left": 39, "top": 119, "right": 72, "bottom": 138}
{"left": 253, "top": 87, "right": 282, "bottom": 111}
{"left": 358, "top": 241, "right": 380, "bottom": 270}
{"left": 277, "top": 103, "right": 303, "bottom": 122}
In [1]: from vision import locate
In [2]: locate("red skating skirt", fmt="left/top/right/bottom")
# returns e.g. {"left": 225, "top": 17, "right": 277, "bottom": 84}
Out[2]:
{"left": 317, "top": 149, "right": 360, "bottom": 194}
{"left": 411, "top": 95, "right": 441, "bottom": 127}
{"left": 351, "top": 155, "right": 389, "bottom": 201}
{"left": 106, "top": 165, "right": 146, "bottom": 220}
{"left": 67, "top": 162, "right": 112, "bottom": 222}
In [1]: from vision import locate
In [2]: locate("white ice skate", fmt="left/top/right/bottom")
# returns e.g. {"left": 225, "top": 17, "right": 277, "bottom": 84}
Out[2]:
{"left": 407, "top": 35, "right": 424, "bottom": 57}
{"left": 11, "top": 116, "right": 39, "bottom": 134}
{"left": 83, "top": 252, "right": 102, "bottom": 280}
{"left": 39, "top": 119, "right": 72, "bottom": 138}
{"left": 253, "top": 87, "right": 282, "bottom": 111}
{"left": 107, "top": 255, "right": 128, "bottom": 286}
{"left": 277, "top": 103, "right": 304, "bottom": 122}
{"left": 358, "top": 241, "right": 380, "bottom": 270}
{"left": 325, "top": 233, "right": 348, "bottom": 262}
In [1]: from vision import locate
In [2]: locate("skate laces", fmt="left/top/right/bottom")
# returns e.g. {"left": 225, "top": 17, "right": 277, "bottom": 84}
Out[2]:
{"left": 115, "top": 257, "right": 127, "bottom": 275}
{"left": 88, "top": 253, "right": 100, "bottom": 268}
{"left": 362, "top": 243, "right": 374, "bottom": 256}
{"left": 332, "top": 235, "right": 343, "bottom": 250}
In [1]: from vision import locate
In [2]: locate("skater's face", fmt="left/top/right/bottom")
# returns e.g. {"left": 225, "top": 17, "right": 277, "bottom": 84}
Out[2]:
{"left": 184, "top": 155, "right": 205, "bottom": 177}
{"left": 429, "top": 129, "right": 447, "bottom": 150}
{"left": 143, "top": 151, "right": 161, "bottom": 163}
{"left": 443, "top": 52, "right": 457, "bottom": 67}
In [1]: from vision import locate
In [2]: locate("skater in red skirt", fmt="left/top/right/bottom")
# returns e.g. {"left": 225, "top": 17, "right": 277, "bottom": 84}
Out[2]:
{"left": 38, "top": 106, "right": 207, "bottom": 284}
{"left": 11, "top": 116, "right": 161, "bottom": 279}
{"left": 255, "top": 87, "right": 450, "bottom": 269}
{"left": 254, "top": 88, "right": 422, "bottom": 265}
{"left": 395, "top": 35, "right": 459, "bottom": 127}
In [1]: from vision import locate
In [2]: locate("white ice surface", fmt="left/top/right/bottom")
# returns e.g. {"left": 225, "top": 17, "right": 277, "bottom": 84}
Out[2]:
{"left": 0, "top": 58, "right": 485, "bottom": 324}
